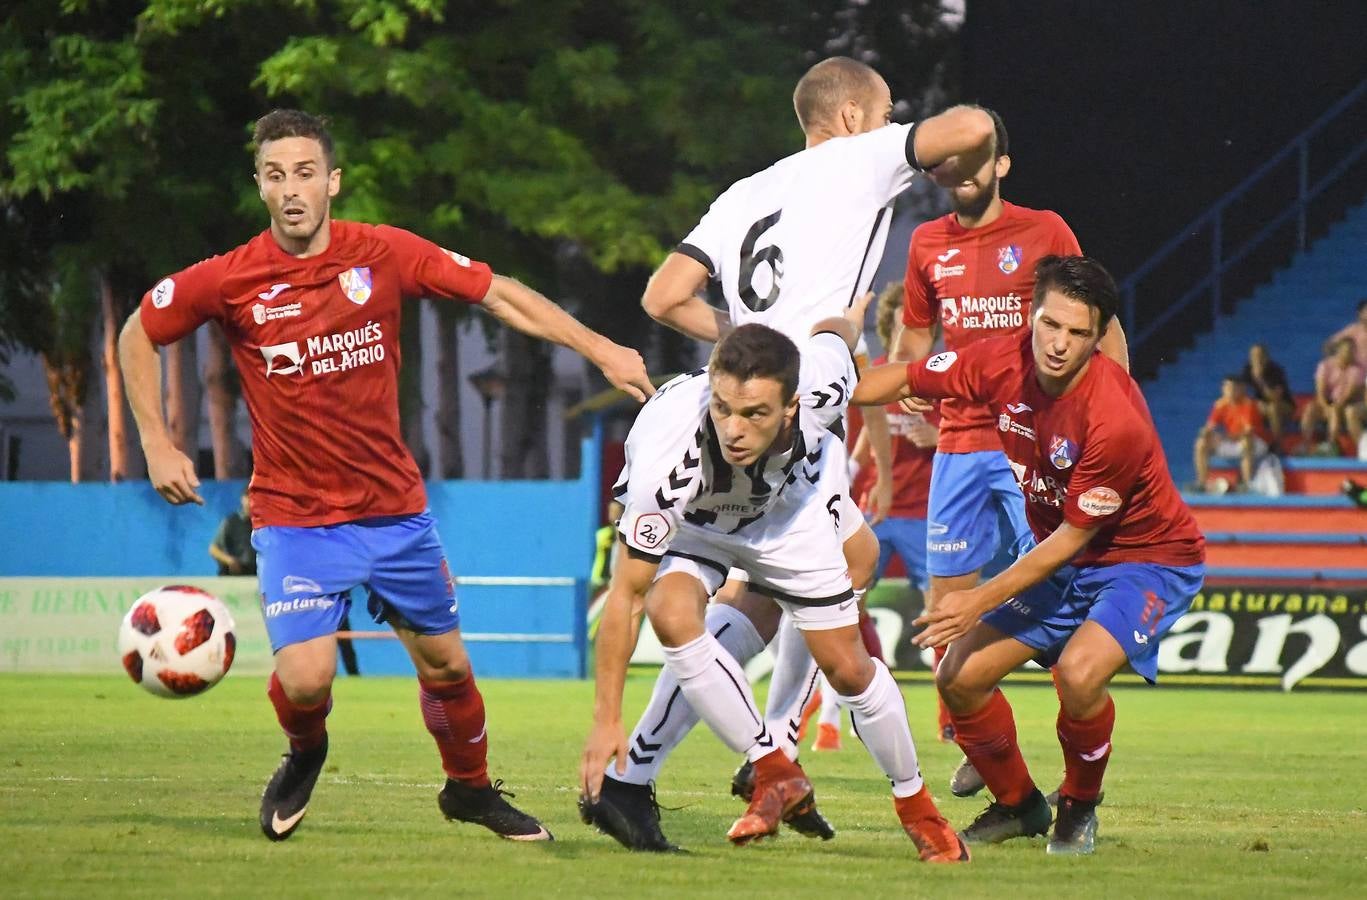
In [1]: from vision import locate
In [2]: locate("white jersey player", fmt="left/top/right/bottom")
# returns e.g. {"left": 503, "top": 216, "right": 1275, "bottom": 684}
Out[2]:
{"left": 579, "top": 56, "right": 997, "bottom": 852}
{"left": 582, "top": 309, "right": 968, "bottom": 861}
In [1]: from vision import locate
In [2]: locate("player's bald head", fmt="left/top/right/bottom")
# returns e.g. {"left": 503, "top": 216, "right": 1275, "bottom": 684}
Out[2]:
{"left": 793, "top": 57, "right": 884, "bottom": 134}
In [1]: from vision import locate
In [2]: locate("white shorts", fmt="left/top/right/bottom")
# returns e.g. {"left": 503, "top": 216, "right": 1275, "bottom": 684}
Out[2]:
{"left": 657, "top": 439, "right": 855, "bottom": 630}
{"left": 722, "top": 484, "right": 861, "bottom": 586}
{"left": 1214, "top": 435, "right": 1269, "bottom": 458}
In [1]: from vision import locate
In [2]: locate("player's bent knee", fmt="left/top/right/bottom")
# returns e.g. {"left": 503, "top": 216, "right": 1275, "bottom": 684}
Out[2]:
{"left": 1052, "top": 658, "right": 1110, "bottom": 712}
{"left": 822, "top": 656, "right": 875, "bottom": 697}
{"left": 935, "top": 650, "right": 993, "bottom": 712}
{"left": 414, "top": 658, "right": 471, "bottom": 683}
{"left": 278, "top": 670, "right": 333, "bottom": 706}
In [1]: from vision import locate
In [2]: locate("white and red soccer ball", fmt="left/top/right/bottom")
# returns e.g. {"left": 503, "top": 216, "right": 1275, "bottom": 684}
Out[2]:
{"left": 118, "top": 586, "right": 236, "bottom": 698}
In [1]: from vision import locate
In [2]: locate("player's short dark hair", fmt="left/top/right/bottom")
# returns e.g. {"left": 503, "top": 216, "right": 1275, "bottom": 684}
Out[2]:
{"left": 710, "top": 324, "right": 801, "bottom": 404}
{"left": 973, "top": 106, "right": 1009, "bottom": 158}
{"left": 253, "top": 109, "right": 336, "bottom": 170}
{"left": 1033, "top": 255, "right": 1120, "bottom": 335}
{"left": 793, "top": 57, "right": 881, "bottom": 133}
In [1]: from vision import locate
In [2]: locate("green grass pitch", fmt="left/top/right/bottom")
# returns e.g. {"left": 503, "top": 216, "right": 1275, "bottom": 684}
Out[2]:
{"left": 3, "top": 674, "right": 1364, "bottom": 898}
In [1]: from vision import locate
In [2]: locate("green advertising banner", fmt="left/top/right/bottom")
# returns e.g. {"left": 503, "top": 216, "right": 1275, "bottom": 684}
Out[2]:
{"left": 0, "top": 578, "right": 272, "bottom": 676}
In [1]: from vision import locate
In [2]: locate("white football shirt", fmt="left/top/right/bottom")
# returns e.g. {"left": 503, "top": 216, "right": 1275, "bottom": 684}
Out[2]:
{"left": 616, "top": 331, "right": 858, "bottom": 559}
{"left": 678, "top": 123, "right": 919, "bottom": 343}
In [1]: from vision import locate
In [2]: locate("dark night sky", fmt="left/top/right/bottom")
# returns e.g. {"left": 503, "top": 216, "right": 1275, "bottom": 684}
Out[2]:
{"left": 960, "top": 0, "right": 1367, "bottom": 279}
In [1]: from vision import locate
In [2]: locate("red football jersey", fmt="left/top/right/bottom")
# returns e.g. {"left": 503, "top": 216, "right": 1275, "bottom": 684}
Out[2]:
{"left": 905, "top": 335, "right": 1205, "bottom": 568}
{"left": 902, "top": 201, "right": 1081, "bottom": 453}
{"left": 849, "top": 356, "right": 935, "bottom": 519}
{"left": 139, "top": 220, "right": 492, "bottom": 528}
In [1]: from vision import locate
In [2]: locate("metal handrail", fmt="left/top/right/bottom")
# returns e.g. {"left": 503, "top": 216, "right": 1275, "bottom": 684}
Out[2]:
{"left": 1122, "top": 79, "right": 1367, "bottom": 347}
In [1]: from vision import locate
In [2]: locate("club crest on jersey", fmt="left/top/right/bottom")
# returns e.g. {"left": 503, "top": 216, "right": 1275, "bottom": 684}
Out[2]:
{"left": 1049, "top": 435, "right": 1077, "bottom": 470}
{"left": 997, "top": 244, "right": 1023, "bottom": 274}
{"left": 338, "top": 267, "right": 373, "bottom": 305}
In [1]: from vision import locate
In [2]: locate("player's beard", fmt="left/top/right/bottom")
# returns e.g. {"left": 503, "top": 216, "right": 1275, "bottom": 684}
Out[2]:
{"left": 950, "top": 173, "right": 999, "bottom": 221}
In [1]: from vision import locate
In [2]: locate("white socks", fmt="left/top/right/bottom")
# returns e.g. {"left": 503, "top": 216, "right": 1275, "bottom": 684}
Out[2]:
{"left": 837, "top": 660, "right": 924, "bottom": 797}
{"left": 662, "top": 630, "right": 774, "bottom": 761}
{"left": 619, "top": 605, "right": 767, "bottom": 784}
{"left": 817, "top": 672, "right": 842, "bottom": 727}
{"left": 762, "top": 615, "right": 819, "bottom": 760}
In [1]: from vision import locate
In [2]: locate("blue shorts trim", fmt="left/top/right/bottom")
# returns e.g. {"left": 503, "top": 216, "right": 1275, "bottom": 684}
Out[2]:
{"left": 252, "top": 511, "right": 458, "bottom": 653}
{"left": 981, "top": 561, "right": 1206, "bottom": 683}
{"left": 870, "top": 516, "right": 930, "bottom": 590}
{"left": 926, "top": 451, "right": 1031, "bottom": 578}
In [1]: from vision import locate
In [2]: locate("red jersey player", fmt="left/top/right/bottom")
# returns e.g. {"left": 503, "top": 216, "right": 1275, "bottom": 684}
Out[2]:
{"left": 893, "top": 109, "right": 1128, "bottom": 792}
{"left": 857, "top": 255, "right": 1205, "bottom": 856}
{"left": 118, "top": 110, "right": 653, "bottom": 843}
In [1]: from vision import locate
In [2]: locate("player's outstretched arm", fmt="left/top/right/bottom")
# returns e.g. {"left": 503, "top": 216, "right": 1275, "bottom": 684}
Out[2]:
{"left": 914, "top": 521, "right": 1097, "bottom": 648}
{"left": 581, "top": 549, "right": 658, "bottom": 802}
{"left": 852, "top": 362, "right": 915, "bottom": 407}
{"left": 481, "top": 275, "right": 655, "bottom": 402}
{"left": 118, "top": 310, "right": 203, "bottom": 506}
{"left": 641, "top": 253, "right": 731, "bottom": 343}
{"left": 913, "top": 106, "right": 996, "bottom": 189}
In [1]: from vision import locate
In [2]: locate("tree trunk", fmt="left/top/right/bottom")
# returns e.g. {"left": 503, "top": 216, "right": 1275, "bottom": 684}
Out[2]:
{"left": 78, "top": 366, "right": 102, "bottom": 481}
{"left": 42, "top": 353, "right": 91, "bottom": 483}
{"left": 399, "top": 300, "right": 430, "bottom": 476}
{"left": 499, "top": 329, "right": 550, "bottom": 479}
{"left": 165, "top": 336, "right": 201, "bottom": 465}
{"left": 100, "top": 275, "right": 130, "bottom": 481}
{"left": 203, "top": 322, "right": 242, "bottom": 478}
{"left": 434, "top": 307, "right": 464, "bottom": 479}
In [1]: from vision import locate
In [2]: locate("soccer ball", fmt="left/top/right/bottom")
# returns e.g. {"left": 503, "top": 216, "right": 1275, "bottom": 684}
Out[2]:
{"left": 118, "top": 585, "right": 237, "bottom": 698}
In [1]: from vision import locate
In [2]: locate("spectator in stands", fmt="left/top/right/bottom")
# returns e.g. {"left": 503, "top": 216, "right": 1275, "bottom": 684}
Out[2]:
{"left": 1322, "top": 299, "right": 1367, "bottom": 368}
{"left": 1194, "top": 375, "right": 1270, "bottom": 491}
{"left": 209, "top": 491, "right": 256, "bottom": 575}
{"left": 1301, "top": 337, "right": 1365, "bottom": 455}
{"left": 1239, "top": 343, "right": 1293, "bottom": 442}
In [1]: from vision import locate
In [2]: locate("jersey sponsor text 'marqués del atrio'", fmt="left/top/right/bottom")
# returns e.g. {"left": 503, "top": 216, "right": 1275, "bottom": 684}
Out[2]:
{"left": 140, "top": 221, "right": 490, "bottom": 528}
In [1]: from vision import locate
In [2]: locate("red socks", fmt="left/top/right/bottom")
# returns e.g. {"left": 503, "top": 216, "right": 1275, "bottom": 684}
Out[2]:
{"left": 858, "top": 610, "right": 885, "bottom": 663}
{"left": 949, "top": 689, "right": 1035, "bottom": 807}
{"left": 420, "top": 674, "right": 491, "bottom": 788}
{"left": 267, "top": 672, "right": 330, "bottom": 753}
{"left": 932, "top": 645, "right": 951, "bottom": 735}
{"left": 1057, "top": 696, "right": 1115, "bottom": 802}
{"left": 893, "top": 784, "right": 943, "bottom": 824}
{"left": 753, "top": 747, "right": 800, "bottom": 784}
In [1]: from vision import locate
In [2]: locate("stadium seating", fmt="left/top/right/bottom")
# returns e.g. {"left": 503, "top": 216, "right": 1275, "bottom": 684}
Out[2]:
{"left": 1191, "top": 454, "right": 1367, "bottom": 588}
{"left": 1138, "top": 201, "right": 1367, "bottom": 587}
{"left": 1143, "top": 198, "right": 1367, "bottom": 486}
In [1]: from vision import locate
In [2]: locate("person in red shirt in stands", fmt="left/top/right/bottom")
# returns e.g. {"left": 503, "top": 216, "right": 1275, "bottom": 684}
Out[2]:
{"left": 119, "top": 109, "right": 653, "bottom": 844}
{"left": 856, "top": 255, "right": 1205, "bottom": 857}
{"left": 1194, "top": 375, "right": 1271, "bottom": 490}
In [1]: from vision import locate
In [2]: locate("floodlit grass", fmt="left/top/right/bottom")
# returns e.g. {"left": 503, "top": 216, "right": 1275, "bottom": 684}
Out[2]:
{"left": 2, "top": 674, "right": 1364, "bottom": 898}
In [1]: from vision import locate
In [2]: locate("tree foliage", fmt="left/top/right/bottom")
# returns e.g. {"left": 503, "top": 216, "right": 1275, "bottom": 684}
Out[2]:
{"left": 0, "top": 0, "right": 958, "bottom": 476}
